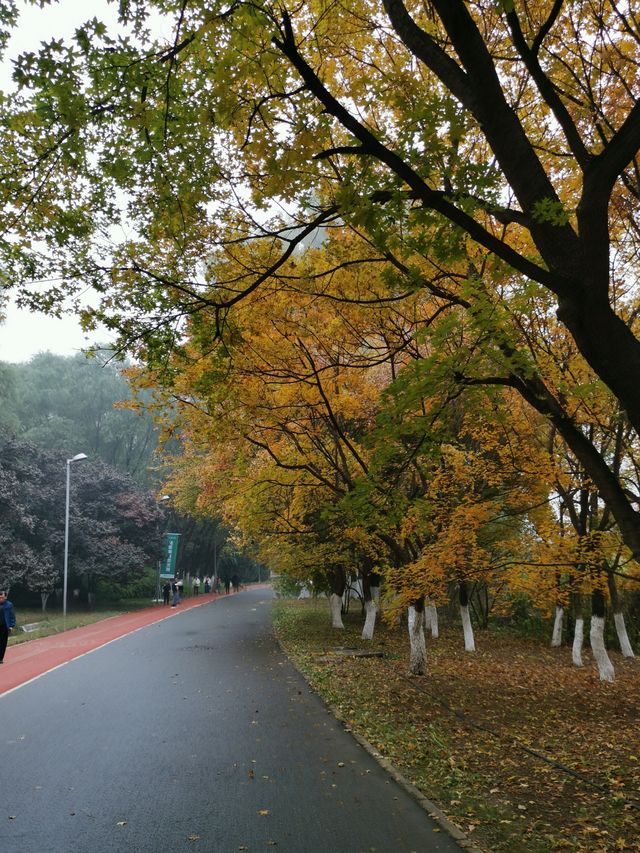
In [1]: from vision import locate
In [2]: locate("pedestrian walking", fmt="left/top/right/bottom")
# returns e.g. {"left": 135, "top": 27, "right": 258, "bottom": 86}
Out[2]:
{"left": 224, "top": 577, "right": 230, "bottom": 595}
{"left": 231, "top": 573, "right": 239, "bottom": 593}
{"left": 162, "top": 581, "right": 171, "bottom": 605}
{"left": 193, "top": 576, "right": 201, "bottom": 596}
{"left": 171, "top": 580, "right": 180, "bottom": 607}
{"left": 177, "top": 578, "right": 184, "bottom": 599}
{"left": 204, "top": 576, "right": 211, "bottom": 594}
{"left": 0, "top": 590, "right": 16, "bottom": 663}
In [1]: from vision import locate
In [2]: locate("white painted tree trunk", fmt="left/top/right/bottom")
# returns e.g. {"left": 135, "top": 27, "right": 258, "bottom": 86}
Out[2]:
{"left": 408, "top": 606, "right": 427, "bottom": 675}
{"left": 460, "top": 604, "right": 476, "bottom": 652}
{"left": 362, "top": 599, "right": 377, "bottom": 640}
{"left": 330, "top": 593, "right": 344, "bottom": 629}
{"left": 572, "top": 617, "right": 584, "bottom": 667}
{"left": 589, "top": 616, "right": 615, "bottom": 682}
{"left": 551, "top": 606, "right": 563, "bottom": 647}
{"left": 425, "top": 604, "right": 439, "bottom": 638}
{"left": 614, "top": 611, "right": 635, "bottom": 658}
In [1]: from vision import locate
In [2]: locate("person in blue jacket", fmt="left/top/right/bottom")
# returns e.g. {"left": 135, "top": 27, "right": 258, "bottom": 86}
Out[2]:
{"left": 0, "top": 590, "right": 17, "bottom": 663}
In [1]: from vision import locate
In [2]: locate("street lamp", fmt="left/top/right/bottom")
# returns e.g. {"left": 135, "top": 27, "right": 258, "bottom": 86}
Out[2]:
{"left": 156, "top": 495, "right": 171, "bottom": 603}
{"left": 63, "top": 453, "right": 88, "bottom": 626}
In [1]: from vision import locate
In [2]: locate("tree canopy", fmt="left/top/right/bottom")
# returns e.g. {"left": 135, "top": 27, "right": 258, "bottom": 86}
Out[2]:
{"left": 1, "top": 351, "right": 160, "bottom": 483}
{"left": 0, "top": 431, "right": 165, "bottom": 599}
{"left": 1, "top": 1, "right": 640, "bottom": 624}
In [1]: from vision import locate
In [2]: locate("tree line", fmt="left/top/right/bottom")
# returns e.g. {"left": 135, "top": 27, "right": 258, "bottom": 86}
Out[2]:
{"left": 0, "top": 351, "right": 260, "bottom": 604}
{"left": 0, "top": 431, "right": 164, "bottom": 607}
{"left": 0, "top": 2, "right": 639, "bottom": 673}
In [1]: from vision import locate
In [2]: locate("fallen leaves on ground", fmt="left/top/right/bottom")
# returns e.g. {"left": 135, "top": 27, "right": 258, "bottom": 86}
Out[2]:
{"left": 274, "top": 600, "right": 640, "bottom": 853}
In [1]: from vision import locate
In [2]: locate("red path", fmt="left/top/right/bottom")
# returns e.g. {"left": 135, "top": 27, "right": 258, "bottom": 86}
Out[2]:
{"left": 0, "top": 592, "right": 223, "bottom": 696}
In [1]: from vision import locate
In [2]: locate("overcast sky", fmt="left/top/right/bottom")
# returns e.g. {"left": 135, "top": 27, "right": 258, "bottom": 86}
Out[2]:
{"left": 1, "top": 1, "right": 125, "bottom": 363}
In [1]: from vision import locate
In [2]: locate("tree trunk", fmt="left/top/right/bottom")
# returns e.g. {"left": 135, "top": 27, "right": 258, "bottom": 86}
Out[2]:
{"left": 572, "top": 618, "right": 584, "bottom": 667}
{"left": 408, "top": 599, "right": 427, "bottom": 675}
{"left": 330, "top": 594, "right": 344, "bottom": 629}
{"left": 556, "top": 294, "right": 640, "bottom": 443}
{"left": 361, "top": 573, "right": 377, "bottom": 640}
{"left": 425, "top": 602, "right": 439, "bottom": 638}
{"left": 362, "top": 599, "right": 377, "bottom": 640}
{"left": 328, "top": 566, "right": 346, "bottom": 629}
{"left": 613, "top": 612, "right": 634, "bottom": 659}
{"left": 40, "top": 592, "right": 50, "bottom": 612}
{"left": 551, "top": 605, "right": 564, "bottom": 647}
{"left": 571, "top": 593, "right": 583, "bottom": 667}
{"left": 590, "top": 589, "right": 615, "bottom": 682}
{"left": 460, "top": 581, "right": 475, "bottom": 652}
{"left": 606, "top": 568, "right": 635, "bottom": 658}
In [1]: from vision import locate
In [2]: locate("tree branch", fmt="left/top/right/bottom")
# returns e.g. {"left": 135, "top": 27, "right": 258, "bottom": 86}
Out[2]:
{"left": 273, "top": 11, "right": 566, "bottom": 295}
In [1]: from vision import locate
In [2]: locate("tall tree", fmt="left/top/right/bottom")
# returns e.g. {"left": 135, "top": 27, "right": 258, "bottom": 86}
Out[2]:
{"left": 0, "top": 431, "right": 165, "bottom": 604}
{"left": 2, "top": 352, "right": 160, "bottom": 484}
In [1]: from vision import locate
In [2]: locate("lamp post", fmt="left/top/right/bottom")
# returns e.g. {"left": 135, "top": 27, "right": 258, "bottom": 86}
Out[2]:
{"left": 63, "top": 453, "right": 88, "bottom": 626}
{"left": 156, "top": 495, "right": 171, "bottom": 603}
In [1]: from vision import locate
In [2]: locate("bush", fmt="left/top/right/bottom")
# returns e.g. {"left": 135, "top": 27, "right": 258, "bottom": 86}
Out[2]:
{"left": 272, "top": 575, "right": 304, "bottom": 598}
{"left": 95, "top": 567, "right": 157, "bottom": 603}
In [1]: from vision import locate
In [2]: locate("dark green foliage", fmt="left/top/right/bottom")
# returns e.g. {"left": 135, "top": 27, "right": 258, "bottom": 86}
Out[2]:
{"left": 1, "top": 351, "right": 160, "bottom": 485}
{"left": 0, "top": 431, "right": 164, "bottom": 599}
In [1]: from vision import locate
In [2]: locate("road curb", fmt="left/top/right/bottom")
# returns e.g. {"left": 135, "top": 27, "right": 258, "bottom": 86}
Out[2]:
{"left": 273, "top": 633, "right": 485, "bottom": 853}
{"left": 346, "top": 727, "right": 485, "bottom": 852}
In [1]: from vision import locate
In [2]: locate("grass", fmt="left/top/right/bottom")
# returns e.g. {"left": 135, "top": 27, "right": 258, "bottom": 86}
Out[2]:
{"left": 272, "top": 598, "right": 640, "bottom": 853}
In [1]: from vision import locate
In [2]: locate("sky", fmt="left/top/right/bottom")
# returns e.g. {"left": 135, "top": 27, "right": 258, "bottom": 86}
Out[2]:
{"left": 0, "top": 1, "right": 128, "bottom": 363}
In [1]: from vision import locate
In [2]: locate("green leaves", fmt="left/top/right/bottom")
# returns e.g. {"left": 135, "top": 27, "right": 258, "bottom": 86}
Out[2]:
{"left": 531, "top": 197, "right": 570, "bottom": 227}
{"left": 0, "top": 0, "right": 18, "bottom": 60}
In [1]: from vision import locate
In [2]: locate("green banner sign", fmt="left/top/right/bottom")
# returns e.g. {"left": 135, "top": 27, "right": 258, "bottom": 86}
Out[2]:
{"left": 160, "top": 532, "right": 181, "bottom": 578}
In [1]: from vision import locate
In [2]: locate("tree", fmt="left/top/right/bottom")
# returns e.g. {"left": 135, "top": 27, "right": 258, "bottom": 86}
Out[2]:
{"left": 0, "top": 434, "right": 63, "bottom": 602}
{"left": 0, "top": 430, "right": 165, "bottom": 605}
{"left": 68, "top": 459, "right": 164, "bottom": 596}
{"left": 3, "top": 352, "right": 160, "bottom": 485}
{"left": 143, "top": 232, "right": 562, "bottom": 671}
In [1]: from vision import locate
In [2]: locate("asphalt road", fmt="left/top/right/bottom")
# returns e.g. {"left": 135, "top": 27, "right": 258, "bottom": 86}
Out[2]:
{"left": 1, "top": 587, "right": 463, "bottom": 853}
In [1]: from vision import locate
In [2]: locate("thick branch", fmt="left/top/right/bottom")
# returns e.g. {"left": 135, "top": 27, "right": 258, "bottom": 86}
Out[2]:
{"left": 506, "top": 9, "right": 590, "bottom": 169}
{"left": 273, "top": 12, "right": 564, "bottom": 295}
{"left": 384, "top": 0, "right": 580, "bottom": 275}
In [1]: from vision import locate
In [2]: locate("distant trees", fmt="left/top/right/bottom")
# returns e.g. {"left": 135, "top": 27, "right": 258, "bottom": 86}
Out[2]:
{"left": 3, "top": 352, "right": 160, "bottom": 485}
{"left": 0, "top": 432, "right": 165, "bottom": 607}
{"left": 0, "top": 350, "right": 243, "bottom": 594}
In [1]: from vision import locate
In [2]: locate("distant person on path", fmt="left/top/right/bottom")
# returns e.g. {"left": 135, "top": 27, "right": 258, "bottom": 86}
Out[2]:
{"left": 177, "top": 578, "right": 184, "bottom": 599}
{"left": 215, "top": 576, "right": 221, "bottom": 593}
{"left": 204, "top": 576, "right": 211, "bottom": 594}
{"left": 171, "top": 581, "right": 180, "bottom": 607}
{"left": 193, "top": 576, "right": 201, "bottom": 596}
{"left": 231, "top": 574, "right": 240, "bottom": 593}
{"left": 0, "top": 590, "right": 16, "bottom": 663}
{"left": 224, "top": 577, "right": 230, "bottom": 595}
{"left": 162, "top": 582, "right": 171, "bottom": 605}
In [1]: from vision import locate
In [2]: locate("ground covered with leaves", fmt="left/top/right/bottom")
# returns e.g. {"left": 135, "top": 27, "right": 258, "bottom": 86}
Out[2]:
{"left": 272, "top": 600, "right": 640, "bottom": 852}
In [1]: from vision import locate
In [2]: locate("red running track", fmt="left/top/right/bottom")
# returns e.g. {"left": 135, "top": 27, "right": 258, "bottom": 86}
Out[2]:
{"left": 0, "top": 592, "right": 224, "bottom": 696}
